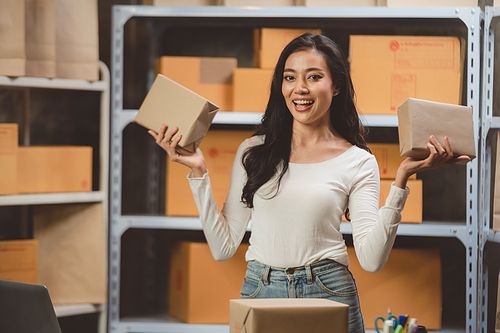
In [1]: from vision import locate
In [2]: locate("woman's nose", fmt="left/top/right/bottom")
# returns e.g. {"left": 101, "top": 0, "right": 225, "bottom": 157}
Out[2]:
{"left": 294, "top": 78, "right": 309, "bottom": 94}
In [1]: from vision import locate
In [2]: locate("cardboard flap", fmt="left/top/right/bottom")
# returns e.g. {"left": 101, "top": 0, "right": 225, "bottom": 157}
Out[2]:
{"left": 230, "top": 300, "right": 252, "bottom": 333}
{"left": 184, "top": 101, "right": 219, "bottom": 151}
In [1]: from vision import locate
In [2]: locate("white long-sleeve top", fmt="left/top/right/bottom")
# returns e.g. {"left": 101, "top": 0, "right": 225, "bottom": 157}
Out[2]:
{"left": 188, "top": 135, "right": 410, "bottom": 273}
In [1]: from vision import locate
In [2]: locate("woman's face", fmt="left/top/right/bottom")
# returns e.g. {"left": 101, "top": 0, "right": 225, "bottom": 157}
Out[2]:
{"left": 281, "top": 49, "right": 338, "bottom": 128}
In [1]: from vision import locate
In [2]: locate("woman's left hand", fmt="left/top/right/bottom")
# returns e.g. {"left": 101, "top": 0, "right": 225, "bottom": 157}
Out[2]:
{"left": 394, "top": 135, "right": 471, "bottom": 189}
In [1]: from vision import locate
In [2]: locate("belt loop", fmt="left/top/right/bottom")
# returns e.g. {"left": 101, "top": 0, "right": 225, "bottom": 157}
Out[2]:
{"left": 262, "top": 265, "right": 271, "bottom": 285}
{"left": 306, "top": 265, "right": 313, "bottom": 284}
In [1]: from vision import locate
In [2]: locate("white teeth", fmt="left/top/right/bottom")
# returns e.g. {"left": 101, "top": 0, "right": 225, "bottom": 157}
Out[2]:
{"left": 294, "top": 100, "right": 313, "bottom": 105}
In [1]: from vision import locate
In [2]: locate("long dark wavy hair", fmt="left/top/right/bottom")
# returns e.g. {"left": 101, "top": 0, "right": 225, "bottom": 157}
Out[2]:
{"left": 241, "top": 32, "right": 369, "bottom": 209}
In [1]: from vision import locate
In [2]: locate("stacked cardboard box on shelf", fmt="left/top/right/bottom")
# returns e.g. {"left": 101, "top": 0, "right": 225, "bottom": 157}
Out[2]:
{"left": 368, "top": 143, "right": 423, "bottom": 223}
{"left": 0, "top": 239, "right": 38, "bottom": 284}
{"left": 0, "top": 123, "right": 93, "bottom": 195}
{"left": 349, "top": 35, "right": 463, "bottom": 115}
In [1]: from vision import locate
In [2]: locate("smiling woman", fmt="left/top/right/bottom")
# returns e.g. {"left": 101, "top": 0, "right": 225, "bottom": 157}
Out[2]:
{"left": 150, "top": 32, "right": 470, "bottom": 333}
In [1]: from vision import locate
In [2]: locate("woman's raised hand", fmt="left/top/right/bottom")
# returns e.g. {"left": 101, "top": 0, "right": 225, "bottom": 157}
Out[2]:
{"left": 394, "top": 135, "right": 471, "bottom": 189}
{"left": 148, "top": 124, "right": 208, "bottom": 178}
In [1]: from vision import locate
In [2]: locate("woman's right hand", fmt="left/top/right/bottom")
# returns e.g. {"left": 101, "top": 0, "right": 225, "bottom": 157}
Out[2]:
{"left": 149, "top": 124, "right": 208, "bottom": 178}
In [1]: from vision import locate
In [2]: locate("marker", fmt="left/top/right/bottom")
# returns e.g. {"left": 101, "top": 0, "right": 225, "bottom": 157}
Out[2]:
{"left": 384, "top": 319, "right": 394, "bottom": 333}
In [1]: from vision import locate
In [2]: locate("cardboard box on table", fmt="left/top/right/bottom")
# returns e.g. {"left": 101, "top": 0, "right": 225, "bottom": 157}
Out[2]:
{"left": 17, "top": 146, "right": 92, "bottom": 194}
{"left": 166, "top": 130, "right": 253, "bottom": 216}
{"left": 169, "top": 241, "right": 249, "bottom": 323}
{"left": 254, "top": 28, "right": 321, "bottom": 69}
{"left": 349, "top": 35, "right": 463, "bottom": 115}
{"left": 233, "top": 68, "right": 273, "bottom": 112}
{"left": 230, "top": 299, "right": 349, "bottom": 333}
{"left": 397, "top": 97, "right": 476, "bottom": 161}
{"left": 157, "top": 56, "right": 237, "bottom": 111}
{"left": 0, "top": 239, "right": 38, "bottom": 284}
{"left": 347, "top": 246, "right": 442, "bottom": 330}
{"left": 34, "top": 203, "right": 106, "bottom": 304}
{"left": 0, "top": 124, "right": 18, "bottom": 195}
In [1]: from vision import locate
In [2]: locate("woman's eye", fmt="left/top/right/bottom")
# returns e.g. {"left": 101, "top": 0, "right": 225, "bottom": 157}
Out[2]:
{"left": 309, "top": 74, "right": 322, "bottom": 80}
{"left": 284, "top": 75, "right": 295, "bottom": 81}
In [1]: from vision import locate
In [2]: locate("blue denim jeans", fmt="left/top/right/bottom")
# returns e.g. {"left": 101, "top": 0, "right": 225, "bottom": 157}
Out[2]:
{"left": 240, "top": 259, "right": 365, "bottom": 333}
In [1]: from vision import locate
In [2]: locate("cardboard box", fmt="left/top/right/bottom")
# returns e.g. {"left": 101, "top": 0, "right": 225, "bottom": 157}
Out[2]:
{"left": 34, "top": 203, "right": 106, "bottom": 304}
{"left": 230, "top": 299, "right": 349, "bottom": 333}
{"left": 397, "top": 97, "right": 475, "bottom": 160}
{"left": 386, "top": 0, "right": 477, "bottom": 6}
{"left": 157, "top": 56, "right": 237, "bottom": 111}
{"left": 380, "top": 179, "right": 422, "bottom": 223}
{"left": 169, "top": 241, "right": 249, "bottom": 324}
{"left": 368, "top": 143, "right": 416, "bottom": 180}
{"left": 233, "top": 68, "right": 273, "bottom": 112}
{"left": 17, "top": 146, "right": 92, "bottom": 194}
{"left": 0, "top": 124, "right": 18, "bottom": 195}
{"left": 349, "top": 35, "right": 463, "bottom": 115}
{"left": 135, "top": 74, "right": 218, "bottom": 153}
{"left": 254, "top": 28, "right": 321, "bottom": 69}
{"left": 143, "top": 0, "right": 221, "bottom": 4}
{"left": 493, "top": 133, "right": 500, "bottom": 232}
{"left": 305, "top": 0, "right": 385, "bottom": 6}
{"left": 224, "top": 0, "right": 302, "bottom": 5}
{"left": 0, "top": 239, "right": 38, "bottom": 284}
{"left": 0, "top": 0, "right": 25, "bottom": 76}
{"left": 347, "top": 246, "right": 441, "bottom": 330}
{"left": 166, "top": 130, "right": 253, "bottom": 216}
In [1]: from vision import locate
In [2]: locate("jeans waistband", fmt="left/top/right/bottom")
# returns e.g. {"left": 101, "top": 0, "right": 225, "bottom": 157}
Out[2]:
{"left": 248, "top": 259, "right": 344, "bottom": 285}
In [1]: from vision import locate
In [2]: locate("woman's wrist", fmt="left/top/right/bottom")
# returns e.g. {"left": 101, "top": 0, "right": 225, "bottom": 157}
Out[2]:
{"left": 394, "top": 165, "right": 411, "bottom": 189}
{"left": 191, "top": 164, "right": 208, "bottom": 178}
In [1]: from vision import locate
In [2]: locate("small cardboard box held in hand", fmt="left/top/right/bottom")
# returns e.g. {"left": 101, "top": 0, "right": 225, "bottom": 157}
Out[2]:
{"left": 135, "top": 74, "right": 218, "bottom": 153}
{"left": 397, "top": 97, "right": 475, "bottom": 160}
{"left": 230, "top": 299, "right": 348, "bottom": 333}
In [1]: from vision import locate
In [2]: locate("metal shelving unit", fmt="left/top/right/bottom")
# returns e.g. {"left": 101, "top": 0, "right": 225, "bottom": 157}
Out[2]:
{"left": 110, "top": 5, "right": 483, "bottom": 333}
{"left": 0, "top": 62, "right": 110, "bottom": 331}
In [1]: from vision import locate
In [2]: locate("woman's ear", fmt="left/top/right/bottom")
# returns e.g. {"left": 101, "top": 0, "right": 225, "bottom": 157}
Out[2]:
{"left": 333, "top": 87, "right": 340, "bottom": 96}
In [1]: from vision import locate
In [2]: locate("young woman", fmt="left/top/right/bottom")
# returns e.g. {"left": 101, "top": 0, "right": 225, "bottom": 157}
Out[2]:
{"left": 150, "top": 33, "right": 469, "bottom": 332}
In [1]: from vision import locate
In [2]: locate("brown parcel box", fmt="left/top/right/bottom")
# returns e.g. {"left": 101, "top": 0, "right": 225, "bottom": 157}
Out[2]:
{"left": 233, "top": 68, "right": 273, "bottom": 112}
{"left": 17, "top": 146, "right": 92, "bottom": 194}
{"left": 169, "top": 241, "right": 249, "bottom": 324}
{"left": 254, "top": 28, "right": 321, "bottom": 69}
{"left": 34, "top": 203, "right": 106, "bottom": 304}
{"left": 368, "top": 143, "right": 416, "bottom": 180}
{"left": 0, "top": 239, "right": 38, "bottom": 284}
{"left": 397, "top": 97, "right": 476, "bottom": 160}
{"left": 135, "top": 74, "right": 218, "bottom": 153}
{"left": 157, "top": 56, "right": 236, "bottom": 111}
{"left": 230, "top": 299, "right": 348, "bottom": 333}
{"left": 166, "top": 130, "right": 254, "bottom": 216}
{"left": 349, "top": 35, "right": 463, "bottom": 115}
{"left": 347, "top": 246, "right": 442, "bottom": 330}
{"left": 0, "top": 124, "right": 18, "bottom": 195}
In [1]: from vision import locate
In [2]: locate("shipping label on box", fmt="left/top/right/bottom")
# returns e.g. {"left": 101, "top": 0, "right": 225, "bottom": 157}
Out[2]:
{"left": 349, "top": 35, "right": 463, "bottom": 115}
{"left": 230, "top": 299, "right": 349, "bottom": 333}
{"left": 380, "top": 179, "right": 422, "bottom": 223}
{"left": 254, "top": 28, "right": 321, "bottom": 69}
{"left": 169, "top": 241, "right": 249, "bottom": 324}
{"left": 17, "top": 146, "right": 92, "bottom": 194}
{"left": 347, "top": 246, "right": 442, "bottom": 330}
{"left": 233, "top": 68, "right": 273, "bottom": 112}
{"left": 157, "top": 56, "right": 237, "bottom": 111}
{"left": 0, "top": 124, "right": 18, "bottom": 195}
{"left": 166, "top": 130, "right": 253, "bottom": 216}
{"left": 0, "top": 239, "right": 38, "bottom": 284}
{"left": 397, "top": 97, "right": 475, "bottom": 160}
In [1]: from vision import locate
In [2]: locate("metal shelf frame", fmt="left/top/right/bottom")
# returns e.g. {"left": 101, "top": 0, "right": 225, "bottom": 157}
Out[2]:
{"left": 110, "top": 5, "right": 483, "bottom": 333}
{"left": 0, "top": 62, "right": 110, "bottom": 328}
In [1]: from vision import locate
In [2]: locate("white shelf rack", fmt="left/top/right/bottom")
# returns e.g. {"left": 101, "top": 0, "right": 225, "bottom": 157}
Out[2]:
{"left": 110, "top": 5, "right": 483, "bottom": 333}
{"left": 0, "top": 62, "right": 110, "bottom": 327}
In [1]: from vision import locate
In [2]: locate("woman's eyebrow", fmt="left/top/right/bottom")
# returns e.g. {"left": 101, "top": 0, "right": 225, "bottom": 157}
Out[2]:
{"left": 283, "top": 67, "right": 326, "bottom": 72}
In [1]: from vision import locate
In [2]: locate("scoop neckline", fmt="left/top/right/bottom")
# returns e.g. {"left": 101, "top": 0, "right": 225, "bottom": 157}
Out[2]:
{"left": 288, "top": 145, "right": 356, "bottom": 165}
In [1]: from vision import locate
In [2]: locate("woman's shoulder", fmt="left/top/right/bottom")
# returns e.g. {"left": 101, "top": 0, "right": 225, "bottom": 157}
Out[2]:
{"left": 240, "top": 134, "right": 265, "bottom": 149}
{"left": 344, "top": 145, "right": 377, "bottom": 168}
